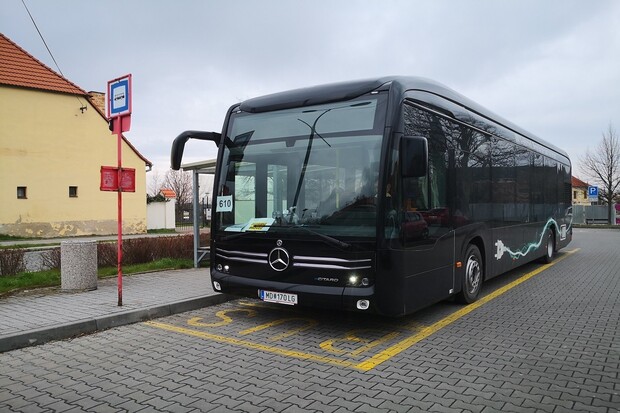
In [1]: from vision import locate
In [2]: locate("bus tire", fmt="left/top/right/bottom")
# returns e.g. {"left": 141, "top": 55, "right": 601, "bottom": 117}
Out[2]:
{"left": 456, "top": 244, "right": 483, "bottom": 304}
{"left": 541, "top": 229, "right": 555, "bottom": 263}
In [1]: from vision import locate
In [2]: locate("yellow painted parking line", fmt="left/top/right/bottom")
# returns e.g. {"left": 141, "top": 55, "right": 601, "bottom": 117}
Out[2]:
{"left": 239, "top": 317, "right": 318, "bottom": 341}
{"left": 144, "top": 319, "right": 360, "bottom": 369}
{"left": 321, "top": 329, "right": 401, "bottom": 356}
{"left": 188, "top": 309, "right": 257, "bottom": 328}
{"left": 146, "top": 248, "right": 579, "bottom": 372}
{"left": 356, "top": 248, "right": 579, "bottom": 371}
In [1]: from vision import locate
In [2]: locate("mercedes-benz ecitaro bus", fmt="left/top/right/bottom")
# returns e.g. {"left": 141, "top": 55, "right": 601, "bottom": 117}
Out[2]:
{"left": 171, "top": 76, "right": 572, "bottom": 316}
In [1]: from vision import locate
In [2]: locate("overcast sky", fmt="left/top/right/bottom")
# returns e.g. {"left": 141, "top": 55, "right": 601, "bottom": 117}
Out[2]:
{"left": 2, "top": 0, "right": 619, "bottom": 182}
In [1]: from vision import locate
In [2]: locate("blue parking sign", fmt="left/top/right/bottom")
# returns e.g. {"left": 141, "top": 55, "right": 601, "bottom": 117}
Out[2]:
{"left": 588, "top": 186, "right": 598, "bottom": 198}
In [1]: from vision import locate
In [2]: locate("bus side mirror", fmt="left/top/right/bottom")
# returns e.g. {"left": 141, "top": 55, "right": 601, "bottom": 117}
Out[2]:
{"left": 401, "top": 136, "right": 428, "bottom": 178}
{"left": 171, "top": 130, "right": 221, "bottom": 170}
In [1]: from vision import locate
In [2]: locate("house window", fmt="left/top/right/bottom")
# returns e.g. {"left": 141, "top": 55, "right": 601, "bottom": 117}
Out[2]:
{"left": 17, "top": 186, "right": 27, "bottom": 199}
{"left": 69, "top": 186, "right": 78, "bottom": 198}
{"left": 573, "top": 190, "right": 577, "bottom": 199}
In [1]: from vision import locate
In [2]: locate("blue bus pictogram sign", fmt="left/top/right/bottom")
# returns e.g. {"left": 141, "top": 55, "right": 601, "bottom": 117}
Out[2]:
{"left": 107, "top": 75, "right": 132, "bottom": 118}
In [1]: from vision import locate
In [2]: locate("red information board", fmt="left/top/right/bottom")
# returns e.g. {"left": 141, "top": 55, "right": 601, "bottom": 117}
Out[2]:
{"left": 100, "top": 166, "right": 136, "bottom": 192}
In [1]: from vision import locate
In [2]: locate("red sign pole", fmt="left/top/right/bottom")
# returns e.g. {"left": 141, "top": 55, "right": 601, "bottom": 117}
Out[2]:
{"left": 116, "top": 117, "right": 123, "bottom": 307}
{"left": 106, "top": 74, "right": 132, "bottom": 307}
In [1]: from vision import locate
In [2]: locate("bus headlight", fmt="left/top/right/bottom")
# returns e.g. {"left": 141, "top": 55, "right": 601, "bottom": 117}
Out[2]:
{"left": 213, "top": 281, "right": 222, "bottom": 291}
{"left": 356, "top": 300, "right": 370, "bottom": 310}
{"left": 348, "top": 275, "right": 370, "bottom": 286}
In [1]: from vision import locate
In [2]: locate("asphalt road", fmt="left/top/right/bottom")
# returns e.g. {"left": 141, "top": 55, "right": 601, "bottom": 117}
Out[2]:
{"left": 0, "top": 228, "right": 618, "bottom": 412}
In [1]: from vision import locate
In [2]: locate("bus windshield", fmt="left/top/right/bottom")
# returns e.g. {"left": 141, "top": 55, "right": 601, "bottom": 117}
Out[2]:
{"left": 215, "top": 94, "right": 387, "bottom": 239}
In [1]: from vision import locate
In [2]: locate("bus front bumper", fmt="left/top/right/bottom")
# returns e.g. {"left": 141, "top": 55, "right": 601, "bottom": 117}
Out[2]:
{"left": 211, "top": 272, "right": 376, "bottom": 313}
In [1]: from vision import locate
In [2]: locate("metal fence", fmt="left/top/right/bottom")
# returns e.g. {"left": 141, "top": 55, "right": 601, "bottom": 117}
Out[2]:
{"left": 573, "top": 204, "right": 618, "bottom": 225}
{"left": 175, "top": 203, "right": 211, "bottom": 231}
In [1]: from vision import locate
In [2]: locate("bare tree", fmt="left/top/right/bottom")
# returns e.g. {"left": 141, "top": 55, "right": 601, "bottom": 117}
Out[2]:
{"left": 164, "top": 169, "right": 193, "bottom": 220}
{"left": 580, "top": 123, "right": 620, "bottom": 223}
{"left": 147, "top": 169, "right": 165, "bottom": 197}
{"left": 198, "top": 174, "right": 215, "bottom": 206}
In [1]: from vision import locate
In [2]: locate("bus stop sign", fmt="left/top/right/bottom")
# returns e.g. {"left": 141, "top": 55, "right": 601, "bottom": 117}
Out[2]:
{"left": 107, "top": 74, "right": 132, "bottom": 132}
{"left": 108, "top": 75, "right": 132, "bottom": 118}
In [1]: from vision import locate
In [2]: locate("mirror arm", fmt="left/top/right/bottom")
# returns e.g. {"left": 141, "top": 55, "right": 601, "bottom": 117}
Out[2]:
{"left": 170, "top": 130, "right": 221, "bottom": 170}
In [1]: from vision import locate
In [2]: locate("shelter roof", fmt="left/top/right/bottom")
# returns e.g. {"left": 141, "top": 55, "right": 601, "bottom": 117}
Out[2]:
{"left": 181, "top": 159, "right": 217, "bottom": 174}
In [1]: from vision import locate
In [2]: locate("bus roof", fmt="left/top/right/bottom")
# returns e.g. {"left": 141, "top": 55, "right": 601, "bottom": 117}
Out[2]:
{"left": 238, "top": 76, "right": 569, "bottom": 161}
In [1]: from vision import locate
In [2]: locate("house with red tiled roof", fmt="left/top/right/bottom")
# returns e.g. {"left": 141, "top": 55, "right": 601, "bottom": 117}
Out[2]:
{"left": 159, "top": 188, "right": 176, "bottom": 199}
{"left": 146, "top": 189, "right": 177, "bottom": 230}
{"left": 571, "top": 176, "right": 591, "bottom": 206}
{"left": 0, "top": 33, "right": 151, "bottom": 237}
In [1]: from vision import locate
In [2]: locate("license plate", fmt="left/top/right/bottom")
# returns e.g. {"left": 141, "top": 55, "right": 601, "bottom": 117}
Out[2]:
{"left": 259, "top": 290, "right": 298, "bottom": 305}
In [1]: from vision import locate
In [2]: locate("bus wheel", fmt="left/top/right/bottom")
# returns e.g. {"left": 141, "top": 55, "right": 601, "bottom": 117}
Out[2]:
{"left": 541, "top": 229, "right": 555, "bottom": 263}
{"left": 456, "top": 244, "right": 483, "bottom": 304}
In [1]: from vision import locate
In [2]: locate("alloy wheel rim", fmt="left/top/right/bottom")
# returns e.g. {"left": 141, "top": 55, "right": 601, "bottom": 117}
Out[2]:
{"left": 466, "top": 255, "right": 481, "bottom": 294}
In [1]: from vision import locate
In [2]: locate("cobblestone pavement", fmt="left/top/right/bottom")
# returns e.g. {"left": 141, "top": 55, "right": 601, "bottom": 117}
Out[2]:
{"left": 0, "top": 269, "right": 229, "bottom": 352}
{"left": 0, "top": 229, "right": 619, "bottom": 412}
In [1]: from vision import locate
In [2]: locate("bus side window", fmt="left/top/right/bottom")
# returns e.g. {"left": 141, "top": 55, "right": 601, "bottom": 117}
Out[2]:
{"left": 402, "top": 103, "right": 452, "bottom": 234}
{"left": 402, "top": 105, "right": 431, "bottom": 212}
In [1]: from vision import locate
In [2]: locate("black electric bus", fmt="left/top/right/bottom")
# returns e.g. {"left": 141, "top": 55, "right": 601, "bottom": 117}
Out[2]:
{"left": 171, "top": 76, "right": 572, "bottom": 317}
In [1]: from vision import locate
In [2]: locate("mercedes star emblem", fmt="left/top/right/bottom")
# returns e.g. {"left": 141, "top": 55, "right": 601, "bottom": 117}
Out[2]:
{"left": 268, "top": 247, "right": 290, "bottom": 272}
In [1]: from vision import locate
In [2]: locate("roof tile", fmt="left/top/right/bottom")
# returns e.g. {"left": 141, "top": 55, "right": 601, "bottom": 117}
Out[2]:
{"left": 160, "top": 189, "right": 176, "bottom": 198}
{"left": 571, "top": 176, "right": 589, "bottom": 187}
{"left": 0, "top": 33, "right": 86, "bottom": 95}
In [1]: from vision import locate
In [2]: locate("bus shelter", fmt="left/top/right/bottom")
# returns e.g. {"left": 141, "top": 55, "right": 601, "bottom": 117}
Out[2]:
{"left": 180, "top": 159, "right": 216, "bottom": 268}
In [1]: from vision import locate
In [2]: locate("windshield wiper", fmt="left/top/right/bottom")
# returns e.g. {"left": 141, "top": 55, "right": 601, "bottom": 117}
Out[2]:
{"left": 290, "top": 109, "right": 333, "bottom": 222}
{"left": 220, "top": 224, "right": 351, "bottom": 249}
{"left": 297, "top": 118, "right": 331, "bottom": 148}
{"left": 289, "top": 101, "right": 373, "bottom": 224}
{"left": 278, "top": 225, "right": 351, "bottom": 249}
{"left": 221, "top": 231, "right": 266, "bottom": 242}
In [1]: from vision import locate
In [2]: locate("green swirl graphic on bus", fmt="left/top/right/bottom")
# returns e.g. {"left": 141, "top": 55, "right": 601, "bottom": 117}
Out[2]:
{"left": 494, "top": 218, "right": 570, "bottom": 261}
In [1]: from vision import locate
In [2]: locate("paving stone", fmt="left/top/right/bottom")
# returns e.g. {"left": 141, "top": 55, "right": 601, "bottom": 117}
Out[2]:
{"left": 591, "top": 397, "right": 620, "bottom": 409}
{"left": 0, "top": 229, "right": 618, "bottom": 413}
{"left": 306, "top": 401, "right": 340, "bottom": 413}
{"left": 571, "top": 401, "right": 610, "bottom": 413}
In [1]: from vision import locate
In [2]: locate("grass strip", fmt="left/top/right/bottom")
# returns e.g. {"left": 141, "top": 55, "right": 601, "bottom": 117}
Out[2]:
{"left": 0, "top": 258, "right": 195, "bottom": 296}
